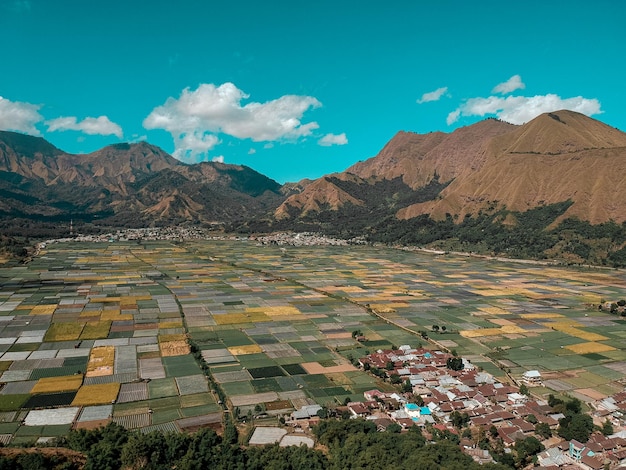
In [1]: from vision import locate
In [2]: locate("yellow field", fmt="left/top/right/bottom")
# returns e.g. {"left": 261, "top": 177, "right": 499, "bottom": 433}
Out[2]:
{"left": 520, "top": 313, "right": 564, "bottom": 319}
{"left": 160, "top": 340, "right": 190, "bottom": 357}
{"left": 460, "top": 325, "right": 526, "bottom": 338}
{"left": 31, "top": 375, "right": 83, "bottom": 393}
{"left": 252, "top": 306, "right": 301, "bottom": 317}
{"left": 80, "top": 321, "right": 111, "bottom": 340}
{"left": 369, "top": 304, "right": 397, "bottom": 314}
{"left": 86, "top": 346, "right": 115, "bottom": 377}
{"left": 214, "top": 312, "right": 269, "bottom": 325}
{"left": 29, "top": 305, "right": 57, "bottom": 315}
{"left": 101, "top": 310, "right": 133, "bottom": 321}
{"left": 72, "top": 382, "right": 120, "bottom": 406}
{"left": 565, "top": 342, "right": 616, "bottom": 354}
{"left": 549, "top": 322, "right": 608, "bottom": 341}
{"left": 45, "top": 322, "right": 84, "bottom": 341}
{"left": 227, "top": 344, "right": 263, "bottom": 355}
{"left": 477, "top": 306, "right": 510, "bottom": 315}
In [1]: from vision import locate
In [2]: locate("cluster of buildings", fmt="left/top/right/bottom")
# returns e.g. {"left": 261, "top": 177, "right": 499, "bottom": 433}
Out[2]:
{"left": 250, "top": 232, "right": 365, "bottom": 246}
{"left": 289, "top": 346, "right": 626, "bottom": 468}
{"left": 41, "top": 229, "right": 366, "bottom": 248}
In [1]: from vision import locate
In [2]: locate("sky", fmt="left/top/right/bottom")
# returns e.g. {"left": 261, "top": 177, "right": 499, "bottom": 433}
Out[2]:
{"left": 1, "top": 0, "right": 624, "bottom": 184}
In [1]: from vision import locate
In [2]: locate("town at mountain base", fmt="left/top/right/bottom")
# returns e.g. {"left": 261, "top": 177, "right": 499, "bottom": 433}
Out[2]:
{"left": 2, "top": 109, "right": 626, "bottom": 266}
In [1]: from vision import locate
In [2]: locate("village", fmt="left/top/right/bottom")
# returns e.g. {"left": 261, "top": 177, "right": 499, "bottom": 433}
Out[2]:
{"left": 278, "top": 346, "right": 626, "bottom": 470}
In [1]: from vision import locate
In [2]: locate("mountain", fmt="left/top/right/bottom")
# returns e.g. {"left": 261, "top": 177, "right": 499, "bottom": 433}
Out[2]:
{"left": 0, "top": 131, "right": 283, "bottom": 229}
{"left": 269, "top": 110, "right": 626, "bottom": 265}
{"left": 3, "top": 110, "right": 626, "bottom": 265}
{"left": 276, "top": 110, "right": 626, "bottom": 225}
{"left": 398, "top": 111, "right": 626, "bottom": 225}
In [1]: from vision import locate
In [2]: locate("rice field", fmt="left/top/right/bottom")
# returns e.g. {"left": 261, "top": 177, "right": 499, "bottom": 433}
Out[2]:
{"left": 0, "top": 239, "right": 625, "bottom": 443}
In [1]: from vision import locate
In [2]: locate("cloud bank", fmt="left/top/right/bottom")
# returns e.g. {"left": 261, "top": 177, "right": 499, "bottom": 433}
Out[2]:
{"left": 46, "top": 116, "right": 123, "bottom": 138}
{"left": 446, "top": 75, "right": 601, "bottom": 125}
{"left": 0, "top": 96, "right": 42, "bottom": 135}
{"left": 417, "top": 87, "right": 448, "bottom": 104}
{"left": 447, "top": 93, "right": 601, "bottom": 125}
{"left": 318, "top": 132, "right": 348, "bottom": 146}
{"left": 144, "top": 82, "right": 323, "bottom": 162}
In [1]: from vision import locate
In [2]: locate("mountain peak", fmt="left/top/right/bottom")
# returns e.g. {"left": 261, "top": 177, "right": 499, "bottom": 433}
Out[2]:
{"left": 0, "top": 130, "right": 64, "bottom": 157}
{"left": 493, "top": 110, "right": 626, "bottom": 155}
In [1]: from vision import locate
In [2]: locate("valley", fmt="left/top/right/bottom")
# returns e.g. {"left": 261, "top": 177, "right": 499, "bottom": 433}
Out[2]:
{"left": 0, "top": 238, "right": 625, "bottom": 448}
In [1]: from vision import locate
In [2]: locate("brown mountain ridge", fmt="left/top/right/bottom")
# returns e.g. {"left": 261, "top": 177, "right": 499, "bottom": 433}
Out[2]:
{"left": 277, "top": 110, "right": 626, "bottom": 226}
{"left": 0, "top": 132, "right": 282, "bottom": 227}
{"left": 3, "top": 110, "right": 626, "bottom": 265}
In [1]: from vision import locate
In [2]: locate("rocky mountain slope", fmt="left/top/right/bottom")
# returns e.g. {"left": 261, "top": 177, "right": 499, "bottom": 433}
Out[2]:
{"left": 276, "top": 110, "right": 626, "bottom": 226}
{"left": 3, "top": 110, "right": 626, "bottom": 265}
{"left": 0, "top": 131, "right": 282, "bottom": 228}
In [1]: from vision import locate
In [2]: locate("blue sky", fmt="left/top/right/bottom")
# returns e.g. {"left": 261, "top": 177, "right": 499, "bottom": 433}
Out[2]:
{"left": 1, "top": 0, "right": 624, "bottom": 183}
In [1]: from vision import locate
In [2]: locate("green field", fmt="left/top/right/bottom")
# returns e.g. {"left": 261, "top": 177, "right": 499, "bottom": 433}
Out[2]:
{"left": 0, "top": 239, "right": 625, "bottom": 442}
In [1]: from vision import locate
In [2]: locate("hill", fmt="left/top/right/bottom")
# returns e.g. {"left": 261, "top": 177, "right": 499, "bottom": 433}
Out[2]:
{"left": 3, "top": 110, "right": 626, "bottom": 266}
{"left": 0, "top": 131, "right": 283, "bottom": 232}
{"left": 261, "top": 111, "right": 626, "bottom": 265}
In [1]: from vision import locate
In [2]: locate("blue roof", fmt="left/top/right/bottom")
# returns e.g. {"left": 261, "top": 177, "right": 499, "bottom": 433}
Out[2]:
{"left": 420, "top": 407, "right": 431, "bottom": 415}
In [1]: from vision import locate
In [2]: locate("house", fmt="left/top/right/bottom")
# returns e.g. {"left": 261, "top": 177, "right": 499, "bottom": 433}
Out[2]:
{"left": 363, "top": 389, "right": 385, "bottom": 401}
{"left": 291, "top": 404, "right": 322, "bottom": 420}
{"left": 569, "top": 439, "right": 586, "bottom": 461}
{"left": 580, "top": 453, "right": 604, "bottom": 470}
{"left": 522, "top": 370, "right": 542, "bottom": 386}
{"left": 348, "top": 402, "right": 370, "bottom": 418}
{"left": 507, "top": 392, "right": 528, "bottom": 405}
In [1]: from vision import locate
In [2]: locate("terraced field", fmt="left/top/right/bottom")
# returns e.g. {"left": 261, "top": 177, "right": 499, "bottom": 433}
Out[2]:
{"left": 0, "top": 239, "right": 625, "bottom": 443}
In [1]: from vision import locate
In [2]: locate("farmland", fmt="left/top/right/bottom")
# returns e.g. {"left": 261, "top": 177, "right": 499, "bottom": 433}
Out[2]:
{"left": 0, "top": 239, "right": 625, "bottom": 443}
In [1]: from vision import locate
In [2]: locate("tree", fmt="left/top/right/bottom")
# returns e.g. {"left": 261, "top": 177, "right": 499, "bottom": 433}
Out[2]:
{"left": 558, "top": 413, "right": 594, "bottom": 443}
{"left": 446, "top": 356, "right": 463, "bottom": 371}
{"left": 450, "top": 411, "right": 470, "bottom": 429}
{"left": 441, "top": 325, "right": 447, "bottom": 333}
{"left": 432, "top": 325, "right": 440, "bottom": 333}
{"left": 601, "top": 419, "right": 614, "bottom": 436}
{"left": 535, "top": 422, "right": 552, "bottom": 439}
{"left": 519, "top": 383, "right": 529, "bottom": 396}
{"left": 565, "top": 397, "right": 583, "bottom": 414}
{"left": 514, "top": 436, "right": 544, "bottom": 468}
{"left": 387, "top": 423, "right": 402, "bottom": 433}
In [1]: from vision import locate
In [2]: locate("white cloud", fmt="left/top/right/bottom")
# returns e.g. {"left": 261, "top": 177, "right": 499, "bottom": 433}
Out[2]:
{"left": 130, "top": 134, "right": 148, "bottom": 142}
{"left": 46, "top": 116, "right": 123, "bottom": 138}
{"left": 447, "top": 93, "right": 601, "bottom": 125}
{"left": 446, "top": 109, "right": 461, "bottom": 126}
{"left": 417, "top": 87, "right": 449, "bottom": 104}
{"left": 144, "top": 82, "right": 322, "bottom": 162}
{"left": 318, "top": 132, "right": 348, "bottom": 146}
{"left": 173, "top": 132, "right": 220, "bottom": 162}
{"left": 0, "top": 96, "right": 42, "bottom": 135}
{"left": 248, "top": 148, "right": 256, "bottom": 155}
{"left": 212, "top": 155, "right": 224, "bottom": 163}
{"left": 492, "top": 75, "right": 525, "bottom": 94}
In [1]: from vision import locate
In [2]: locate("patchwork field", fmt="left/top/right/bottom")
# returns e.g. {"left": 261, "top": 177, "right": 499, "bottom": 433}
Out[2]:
{"left": 0, "top": 239, "right": 625, "bottom": 443}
